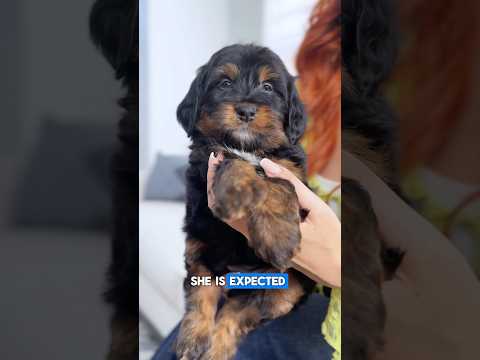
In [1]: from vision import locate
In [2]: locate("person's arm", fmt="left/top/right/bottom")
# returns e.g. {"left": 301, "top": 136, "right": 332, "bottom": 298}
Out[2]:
{"left": 207, "top": 153, "right": 341, "bottom": 287}
{"left": 343, "top": 151, "right": 480, "bottom": 359}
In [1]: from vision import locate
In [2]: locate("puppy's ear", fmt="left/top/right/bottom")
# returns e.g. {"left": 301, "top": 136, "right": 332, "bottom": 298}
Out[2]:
{"left": 342, "top": 0, "right": 397, "bottom": 95}
{"left": 286, "top": 77, "right": 307, "bottom": 144}
{"left": 177, "top": 66, "right": 207, "bottom": 136}
{"left": 89, "top": 0, "right": 138, "bottom": 80}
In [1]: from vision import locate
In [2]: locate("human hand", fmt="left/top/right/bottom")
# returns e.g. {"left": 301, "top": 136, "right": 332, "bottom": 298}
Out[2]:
{"left": 207, "top": 152, "right": 341, "bottom": 287}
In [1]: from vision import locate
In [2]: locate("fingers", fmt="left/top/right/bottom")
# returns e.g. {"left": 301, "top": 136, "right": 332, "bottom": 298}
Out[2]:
{"left": 259, "top": 158, "right": 329, "bottom": 217}
{"left": 207, "top": 151, "right": 224, "bottom": 209}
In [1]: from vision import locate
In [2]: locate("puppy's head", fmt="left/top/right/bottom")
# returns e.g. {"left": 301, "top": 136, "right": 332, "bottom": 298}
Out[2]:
{"left": 177, "top": 44, "right": 306, "bottom": 150}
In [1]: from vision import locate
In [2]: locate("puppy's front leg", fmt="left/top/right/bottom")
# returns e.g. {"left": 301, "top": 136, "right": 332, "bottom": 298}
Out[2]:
{"left": 247, "top": 177, "right": 302, "bottom": 270}
{"left": 342, "top": 179, "right": 386, "bottom": 360}
{"left": 201, "top": 270, "right": 306, "bottom": 360}
{"left": 176, "top": 239, "right": 222, "bottom": 360}
{"left": 210, "top": 159, "right": 267, "bottom": 222}
{"left": 212, "top": 158, "right": 303, "bottom": 270}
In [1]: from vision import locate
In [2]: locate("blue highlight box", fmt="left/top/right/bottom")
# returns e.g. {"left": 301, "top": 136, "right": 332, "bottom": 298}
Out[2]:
{"left": 225, "top": 273, "right": 289, "bottom": 289}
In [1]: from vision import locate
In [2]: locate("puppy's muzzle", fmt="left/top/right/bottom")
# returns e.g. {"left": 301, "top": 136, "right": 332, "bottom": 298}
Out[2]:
{"left": 235, "top": 103, "right": 257, "bottom": 122}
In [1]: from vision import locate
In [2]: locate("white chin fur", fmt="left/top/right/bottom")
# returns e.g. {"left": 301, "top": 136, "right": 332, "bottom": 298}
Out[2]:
{"left": 223, "top": 146, "right": 261, "bottom": 166}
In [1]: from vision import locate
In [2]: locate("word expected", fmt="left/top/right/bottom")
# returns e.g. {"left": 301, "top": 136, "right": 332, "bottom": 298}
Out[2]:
{"left": 189, "top": 273, "right": 289, "bottom": 289}
{"left": 226, "top": 273, "right": 288, "bottom": 289}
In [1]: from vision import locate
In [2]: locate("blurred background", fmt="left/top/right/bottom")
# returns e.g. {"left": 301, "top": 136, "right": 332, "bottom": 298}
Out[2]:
{"left": 139, "top": 0, "right": 317, "bottom": 358}
{"left": 1, "top": 0, "right": 477, "bottom": 359}
{"left": 0, "top": 0, "right": 120, "bottom": 358}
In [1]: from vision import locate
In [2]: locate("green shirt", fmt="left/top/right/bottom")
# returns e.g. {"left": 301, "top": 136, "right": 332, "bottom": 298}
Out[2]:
{"left": 309, "top": 174, "right": 341, "bottom": 359}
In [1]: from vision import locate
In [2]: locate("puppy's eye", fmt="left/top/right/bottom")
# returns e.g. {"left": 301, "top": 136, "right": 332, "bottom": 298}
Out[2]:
{"left": 219, "top": 79, "right": 232, "bottom": 89}
{"left": 262, "top": 82, "right": 273, "bottom": 92}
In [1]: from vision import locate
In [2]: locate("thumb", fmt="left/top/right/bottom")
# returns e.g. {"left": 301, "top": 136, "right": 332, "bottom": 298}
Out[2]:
{"left": 260, "top": 158, "right": 323, "bottom": 215}
{"left": 207, "top": 151, "right": 224, "bottom": 209}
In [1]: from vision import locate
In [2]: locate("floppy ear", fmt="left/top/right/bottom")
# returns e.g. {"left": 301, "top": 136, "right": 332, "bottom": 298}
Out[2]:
{"left": 177, "top": 66, "right": 207, "bottom": 136}
{"left": 286, "top": 77, "right": 307, "bottom": 144}
{"left": 89, "top": 0, "right": 138, "bottom": 79}
{"left": 342, "top": 0, "right": 397, "bottom": 95}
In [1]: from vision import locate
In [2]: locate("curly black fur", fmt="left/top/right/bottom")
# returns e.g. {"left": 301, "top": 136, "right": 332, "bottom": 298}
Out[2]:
{"left": 89, "top": 1, "right": 138, "bottom": 359}
{"left": 342, "top": 0, "right": 398, "bottom": 96}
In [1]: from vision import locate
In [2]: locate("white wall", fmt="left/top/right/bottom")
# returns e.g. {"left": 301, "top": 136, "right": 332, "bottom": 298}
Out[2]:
{"left": 0, "top": 1, "right": 116, "bottom": 358}
{"left": 21, "top": 0, "right": 121, "bottom": 147}
{"left": 262, "top": 0, "right": 317, "bottom": 75}
{"left": 140, "top": 0, "right": 317, "bottom": 169}
{"left": 142, "top": 0, "right": 231, "bottom": 167}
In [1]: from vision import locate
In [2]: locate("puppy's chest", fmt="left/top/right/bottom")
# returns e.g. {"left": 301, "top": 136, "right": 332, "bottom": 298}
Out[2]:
{"left": 220, "top": 147, "right": 266, "bottom": 172}
{"left": 186, "top": 145, "right": 305, "bottom": 271}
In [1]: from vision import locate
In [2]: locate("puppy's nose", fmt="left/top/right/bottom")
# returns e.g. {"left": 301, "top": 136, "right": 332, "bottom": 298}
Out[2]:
{"left": 235, "top": 103, "right": 257, "bottom": 122}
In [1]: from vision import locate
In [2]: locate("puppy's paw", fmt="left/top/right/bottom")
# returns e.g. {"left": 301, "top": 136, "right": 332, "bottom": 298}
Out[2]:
{"left": 212, "top": 175, "right": 266, "bottom": 222}
{"left": 249, "top": 214, "right": 301, "bottom": 270}
{"left": 176, "top": 317, "right": 212, "bottom": 360}
{"left": 248, "top": 182, "right": 301, "bottom": 270}
{"left": 199, "top": 329, "right": 236, "bottom": 360}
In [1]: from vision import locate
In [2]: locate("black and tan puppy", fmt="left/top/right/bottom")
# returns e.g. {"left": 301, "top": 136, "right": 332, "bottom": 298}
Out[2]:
{"left": 175, "top": 44, "right": 315, "bottom": 360}
{"left": 342, "top": 0, "right": 404, "bottom": 359}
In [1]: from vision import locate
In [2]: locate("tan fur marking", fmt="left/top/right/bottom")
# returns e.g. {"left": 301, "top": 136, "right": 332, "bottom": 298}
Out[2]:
{"left": 187, "top": 284, "right": 221, "bottom": 332}
{"left": 218, "top": 63, "right": 240, "bottom": 79}
{"left": 196, "top": 104, "right": 237, "bottom": 136}
{"left": 264, "top": 270, "right": 305, "bottom": 317}
{"left": 176, "top": 263, "right": 222, "bottom": 359}
{"left": 258, "top": 65, "right": 279, "bottom": 83}
{"left": 184, "top": 238, "right": 205, "bottom": 268}
{"left": 205, "top": 299, "right": 262, "bottom": 360}
{"left": 250, "top": 105, "right": 289, "bottom": 148}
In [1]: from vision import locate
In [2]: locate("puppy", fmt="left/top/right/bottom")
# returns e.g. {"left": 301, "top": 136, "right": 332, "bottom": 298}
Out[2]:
{"left": 342, "top": 0, "right": 404, "bottom": 359}
{"left": 175, "top": 44, "right": 315, "bottom": 360}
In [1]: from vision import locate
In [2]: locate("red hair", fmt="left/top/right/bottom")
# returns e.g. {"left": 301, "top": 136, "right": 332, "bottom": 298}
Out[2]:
{"left": 296, "top": 0, "right": 341, "bottom": 176}
{"left": 390, "top": 1, "right": 478, "bottom": 172}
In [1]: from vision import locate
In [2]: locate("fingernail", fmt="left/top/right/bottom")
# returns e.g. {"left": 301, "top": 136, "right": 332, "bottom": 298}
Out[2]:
{"left": 209, "top": 152, "right": 215, "bottom": 160}
{"left": 260, "top": 158, "right": 281, "bottom": 175}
